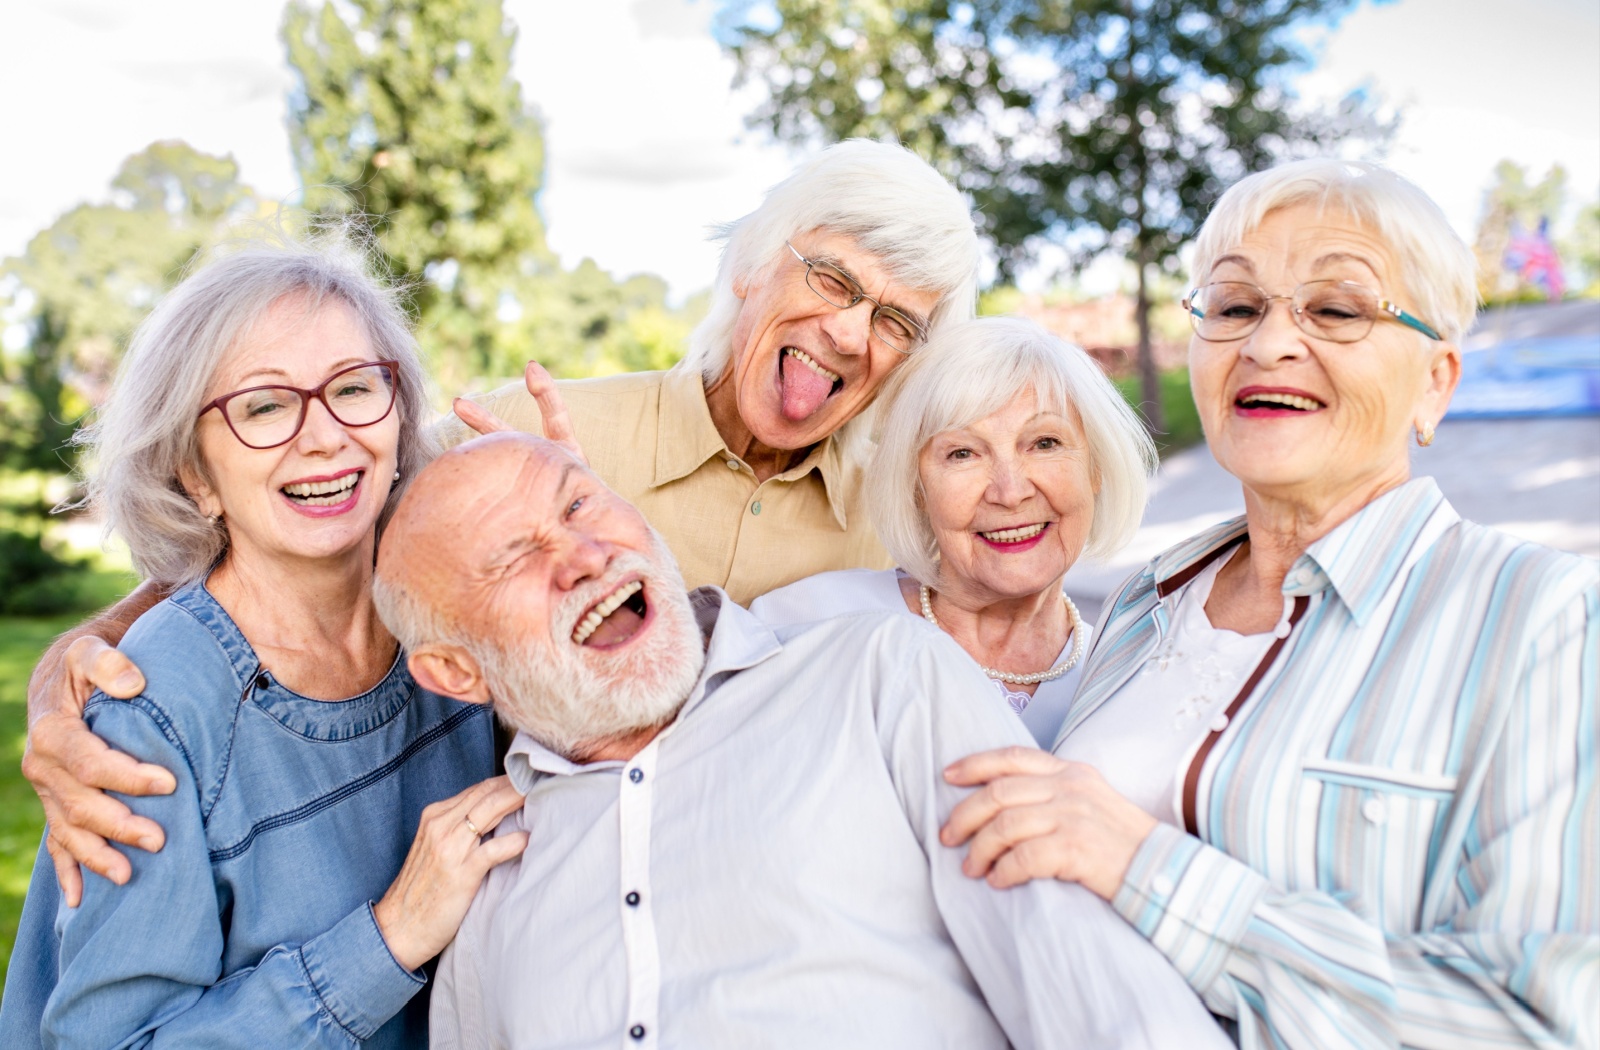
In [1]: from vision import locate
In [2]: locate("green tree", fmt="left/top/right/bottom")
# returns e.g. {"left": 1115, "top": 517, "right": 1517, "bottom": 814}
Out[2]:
{"left": 724, "top": 0, "right": 1386, "bottom": 432}
{"left": 1, "top": 141, "right": 257, "bottom": 472}
{"left": 1564, "top": 202, "right": 1600, "bottom": 299}
{"left": 1472, "top": 160, "right": 1569, "bottom": 304}
{"left": 283, "top": 0, "right": 556, "bottom": 386}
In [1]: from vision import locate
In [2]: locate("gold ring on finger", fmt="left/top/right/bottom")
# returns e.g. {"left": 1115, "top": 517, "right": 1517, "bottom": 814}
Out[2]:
{"left": 463, "top": 815, "right": 481, "bottom": 837}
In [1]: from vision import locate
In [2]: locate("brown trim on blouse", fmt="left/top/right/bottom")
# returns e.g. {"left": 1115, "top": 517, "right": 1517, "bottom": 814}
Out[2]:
{"left": 1181, "top": 594, "right": 1311, "bottom": 835}
{"left": 1155, "top": 538, "right": 1245, "bottom": 600}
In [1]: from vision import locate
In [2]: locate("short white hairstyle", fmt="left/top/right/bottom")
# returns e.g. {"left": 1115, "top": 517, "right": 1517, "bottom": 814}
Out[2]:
{"left": 1190, "top": 159, "right": 1478, "bottom": 344}
{"left": 679, "top": 139, "right": 980, "bottom": 458}
{"left": 76, "top": 227, "right": 436, "bottom": 586}
{"left": 869, "top": 316, "right": 1156, "bottom": 586}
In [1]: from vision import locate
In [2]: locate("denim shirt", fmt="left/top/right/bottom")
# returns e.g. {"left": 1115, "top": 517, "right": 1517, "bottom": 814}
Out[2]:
{"left": 0, "top": 580, "right": 496, "bottom": 1049}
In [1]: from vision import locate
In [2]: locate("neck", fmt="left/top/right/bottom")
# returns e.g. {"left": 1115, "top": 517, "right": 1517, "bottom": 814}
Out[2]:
{"left": 907, "top": 572, "right": 1074, "bottom": 674}
{"left": 207, "top": 536, "right": 390, "bottom": 660}
{"left": 568, "top": 723, "right": 665, "bottom": 764}
{"left": 702, "top": 367, "right": 811, "bottom": 483}
{"left": 1239, "top": 465, "right": 1411, "bottom": 591}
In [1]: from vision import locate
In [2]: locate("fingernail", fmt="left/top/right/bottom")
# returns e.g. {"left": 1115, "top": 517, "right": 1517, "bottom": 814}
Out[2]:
{"left": 139, "top": 835, "right": 160, "bottom": 851}
{"left": 114, "top": 673, "right": 141, "bottom": 691}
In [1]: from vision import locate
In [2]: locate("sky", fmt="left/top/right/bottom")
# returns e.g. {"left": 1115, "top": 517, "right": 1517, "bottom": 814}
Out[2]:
{"left": 0, "top": 0, "right": 1595, "bottom": 302}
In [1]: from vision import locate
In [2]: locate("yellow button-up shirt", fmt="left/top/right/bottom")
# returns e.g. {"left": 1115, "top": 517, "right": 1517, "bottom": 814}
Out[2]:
{"left": 439, "top": 367, "right": 891, "bottom": 605}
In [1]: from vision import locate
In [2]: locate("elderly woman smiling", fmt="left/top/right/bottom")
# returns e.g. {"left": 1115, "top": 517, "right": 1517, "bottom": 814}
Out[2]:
{"left": 753, "top": 316, "right": 1154, "bottom": 746}
{"left": 941, "top": 160, "right": 1599, "bottom": 1048}
{"left": 0, "top": 238, "right": 521, "bottom": 1049}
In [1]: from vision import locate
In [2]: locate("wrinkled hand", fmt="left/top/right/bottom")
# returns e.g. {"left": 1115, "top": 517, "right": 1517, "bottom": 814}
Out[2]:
{"left": 23, "top": 635, "right": 176, "bottom": 906}
{"left": 453, "top": 360, "right": 588, "bottom": 465}
{"left": 373, "top": 776, "right": 529, "bottom": 971}
{"left": 940, "top": 747, "right": 1157, "bottom": 900}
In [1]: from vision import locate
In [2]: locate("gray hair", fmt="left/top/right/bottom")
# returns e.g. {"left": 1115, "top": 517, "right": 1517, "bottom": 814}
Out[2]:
{"left": 76, "top": 227, "right": 436, "bottom": 586}
{"left": 679, "top": 139, "right": 980, "bottom": 459}
{"left": 1190, "top": 159, "right": 1478, "bottom": 344}
{"left": 868, "top": 316, "right": 1156, "bottom": 586}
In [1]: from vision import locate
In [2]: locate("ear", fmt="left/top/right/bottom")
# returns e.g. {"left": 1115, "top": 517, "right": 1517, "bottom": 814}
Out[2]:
{"left": 408, "top": 644, "right": 492, "bottom": 705}
{"left": 1415, "top": 340, "right": 1462, "bottom": 433}
{"left": 178, "top": 462, "right": 223, "bottom": 520}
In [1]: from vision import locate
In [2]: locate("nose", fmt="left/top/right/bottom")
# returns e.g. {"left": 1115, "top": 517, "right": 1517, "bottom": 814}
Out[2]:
{"left": 818, "top": 300, "right": 874, "bottom": 358}
{"left": 984, "top": 451, "right": 1034, "bottom": 508}
{"left": 292, "top": 397, "right": 350, "bottom": 453}
{"left": 1238, "top": 296, "right": 1310, "bottom": 368}
{"left": 553, "top": 533, "right": 610, "bottom": 592}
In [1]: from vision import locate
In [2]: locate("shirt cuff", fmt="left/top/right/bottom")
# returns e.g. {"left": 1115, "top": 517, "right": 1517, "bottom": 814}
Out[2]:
{"left": 1112, "top": 822, "right": 1269, "bottom": 996}
{"left": 299, "top": 902, "right": 427, "bottom": 1041}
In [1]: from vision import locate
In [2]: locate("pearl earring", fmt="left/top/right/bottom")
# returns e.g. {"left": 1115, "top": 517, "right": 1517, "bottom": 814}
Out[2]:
{"left": 393, "top": 469, "right": 401, "bottom": 481}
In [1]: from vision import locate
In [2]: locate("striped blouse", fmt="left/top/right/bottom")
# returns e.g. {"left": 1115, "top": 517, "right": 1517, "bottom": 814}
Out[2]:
{"left": 1056, "top": 477, "right": 1598, "bottom": 1049}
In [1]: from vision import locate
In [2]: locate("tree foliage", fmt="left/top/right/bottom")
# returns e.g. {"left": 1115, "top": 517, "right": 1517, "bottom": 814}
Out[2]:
{"left": 1471, "top": 160, "right": 1575, "bottom": 304}
{"left": 283, "top": 0, "right": 695, "bottom": 388}
{"left": 1, "top": 141, "right": 257, "bottom": 473}
{"left": 724, "top": 0, "right": 1387, "bottom": 430}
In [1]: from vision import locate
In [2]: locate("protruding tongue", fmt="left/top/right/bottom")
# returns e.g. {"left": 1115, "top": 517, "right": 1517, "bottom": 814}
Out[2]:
{"left": 585, "top": 604, "right": 644, "bottom": 647}
{"left": 780, "top": 351, "right": 835, "bottom": 422}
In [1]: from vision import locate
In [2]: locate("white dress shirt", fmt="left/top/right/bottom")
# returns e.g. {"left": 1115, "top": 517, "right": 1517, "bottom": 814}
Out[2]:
{"left": 430, "top": 590, "right": 1228, "bottom": 1050}
{"left": 750, "top": 567, "right": 1088, "bottom": 747}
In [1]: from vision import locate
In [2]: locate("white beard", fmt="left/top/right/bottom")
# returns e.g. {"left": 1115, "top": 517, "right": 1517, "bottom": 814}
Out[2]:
{"left": 469, "top": 529, "right": 706, "bottom": 759}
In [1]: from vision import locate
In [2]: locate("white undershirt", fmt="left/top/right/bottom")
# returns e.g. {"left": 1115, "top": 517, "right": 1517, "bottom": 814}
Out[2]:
{"left": 1055, "top": 555, "right": 1285, "bottom": 826}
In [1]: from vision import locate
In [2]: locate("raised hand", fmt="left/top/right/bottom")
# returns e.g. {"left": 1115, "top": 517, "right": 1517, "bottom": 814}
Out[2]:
{"left": 940, "top": 746, "right": 1157, "bottom": 901}
{"left": 453, "top": 360, "right": 588, "bottom": 465}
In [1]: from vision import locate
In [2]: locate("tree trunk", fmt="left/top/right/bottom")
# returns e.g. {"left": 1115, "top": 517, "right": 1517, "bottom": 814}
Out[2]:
{"left": 1135, "top": 250, "right": 1165, "bottom": 437}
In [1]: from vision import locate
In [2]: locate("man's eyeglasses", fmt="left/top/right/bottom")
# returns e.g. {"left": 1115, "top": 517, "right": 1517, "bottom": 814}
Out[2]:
{"left": 1183, "top": 281, "right": 1442, "bottom": 344}
{"left": 197, "top": 361, "right": 400, "bottom": 449}
{"left": 787, "top": 242, "right": 928, "bottom": 354}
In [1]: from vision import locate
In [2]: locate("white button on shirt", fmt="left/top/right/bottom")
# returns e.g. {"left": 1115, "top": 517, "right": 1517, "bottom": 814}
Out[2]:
{"left": 430, "top": 591, "right": 1228, "bottom": 1050}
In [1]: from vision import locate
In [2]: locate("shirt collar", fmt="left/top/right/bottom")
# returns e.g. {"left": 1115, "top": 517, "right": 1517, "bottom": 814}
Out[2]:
{"left": 504, "top": 586, "right": 784, "bottom": 791}
{"left": 1149, "top": 477, "right": 1457, "bottom": 628}
{"left": 1299, "top": 477, "right": 1458, "bottom": 626}
{"left": 650, "top": 365, "right": 852, "bottom": 531}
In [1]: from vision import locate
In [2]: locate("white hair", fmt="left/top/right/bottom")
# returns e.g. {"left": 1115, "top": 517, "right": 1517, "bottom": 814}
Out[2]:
{"left": 75, "top": 226, "right": 436, "bottom": 586}
{"left": 375, "top": 533, "right": 706, "bottom": 759}
{"left": 869, "top": 316, "right": 1156, "bottom": 586}
{"left": 679, "top": 139, "right": 980, "bottom": 459}
{"left": 1190, "top": 159, "right": 1479, "bottom": 344}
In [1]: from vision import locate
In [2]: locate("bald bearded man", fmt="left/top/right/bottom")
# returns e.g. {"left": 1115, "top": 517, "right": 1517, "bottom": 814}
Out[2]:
{"left": 369, "top": 432, "right": 1231, "bottom": 1050}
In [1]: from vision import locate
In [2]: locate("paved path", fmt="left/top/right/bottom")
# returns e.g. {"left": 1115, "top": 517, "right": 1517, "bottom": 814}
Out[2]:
{"left": 1064, "top": 415, "right": 1600, "bottom": 625}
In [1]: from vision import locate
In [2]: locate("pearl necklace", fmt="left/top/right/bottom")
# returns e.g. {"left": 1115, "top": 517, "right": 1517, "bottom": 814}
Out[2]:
{"left": 919, "top": 583, "right": 1085, "bottom": 686}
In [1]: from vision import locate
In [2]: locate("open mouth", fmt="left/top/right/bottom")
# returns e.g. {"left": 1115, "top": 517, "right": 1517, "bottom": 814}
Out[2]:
{"left": 1235, "top": 390, "right": 1325, "bottom": 413}
{"left": 778, "top": 347, "right": 844, "bottom": 422}
{"left": 282, "top": 470, "right": 362, "bottom": 507}
{"left": 979, "top": 522, "right": 1048, "bottom": 544}
{"left": 571, "top": 579, "right": 651, "bottom": 647}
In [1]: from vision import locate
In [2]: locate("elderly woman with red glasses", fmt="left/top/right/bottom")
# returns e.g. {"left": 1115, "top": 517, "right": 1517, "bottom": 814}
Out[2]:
{"left": 0, "top": 237, "right": 525, "bottom": 1049}
{"left": 940, "top": 160, "right": 1598, "bottom": 1049}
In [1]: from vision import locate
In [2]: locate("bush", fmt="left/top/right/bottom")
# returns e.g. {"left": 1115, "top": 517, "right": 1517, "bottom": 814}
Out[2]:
{"left": 0, "top": 525, "right": 91, "bottom": 616}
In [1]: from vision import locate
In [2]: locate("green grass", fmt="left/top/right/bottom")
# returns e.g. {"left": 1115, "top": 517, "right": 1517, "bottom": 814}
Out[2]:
{"left": 0, "top": 569, "right": 134, "bottom": 988}
{"left": 1114, "top": 368, "right": 1204, "bottom": 457}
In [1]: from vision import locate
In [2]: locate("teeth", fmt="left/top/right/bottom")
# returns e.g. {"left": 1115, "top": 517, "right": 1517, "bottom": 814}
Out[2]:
{"left": 571, "top": 580, "right": 644, "bottom": 645}
{"left": 1241, "top": 392, "right": 1322, "bottom": 411}
{"left": 785, "top": 347, "right": 841, "bottom": 383}
{"left": 283, "top": 473, "right": 361, "bottom": 502}
{"left": 980, "top": 523, "right": 1047, "bottom": 543}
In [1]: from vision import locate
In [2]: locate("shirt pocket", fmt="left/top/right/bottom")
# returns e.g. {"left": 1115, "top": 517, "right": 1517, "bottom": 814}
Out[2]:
{"left": 1300, "top": 759, "right": 1458, "bottom": 931}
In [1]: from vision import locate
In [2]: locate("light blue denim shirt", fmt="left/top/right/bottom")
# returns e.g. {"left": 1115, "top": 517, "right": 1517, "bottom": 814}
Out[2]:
{"left": 0, "top": 579, "right": 496, "bottom": 1049}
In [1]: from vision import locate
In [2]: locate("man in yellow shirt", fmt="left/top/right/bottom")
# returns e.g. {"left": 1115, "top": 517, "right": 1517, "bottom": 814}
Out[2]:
{"left": 443, "top": 139, "right": 980, "bottom": 603}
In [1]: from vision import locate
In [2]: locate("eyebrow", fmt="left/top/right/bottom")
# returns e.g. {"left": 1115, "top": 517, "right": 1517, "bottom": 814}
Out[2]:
{"left": 1210, "top": 254, "right": 1256, "bottom": 275}
{"left": 1310, "top": 251, "right": 1381, "bottom": 277}
{"left": 233, "top": 357, "right": 375, "bottom": 386}
{"left": 484, "top": 460, "right": 582, "bottom": 567}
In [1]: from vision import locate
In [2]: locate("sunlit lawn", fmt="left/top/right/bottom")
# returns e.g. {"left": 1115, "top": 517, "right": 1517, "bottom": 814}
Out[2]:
{"left": 0, "top": 569, "right": 134, "bottom": 991}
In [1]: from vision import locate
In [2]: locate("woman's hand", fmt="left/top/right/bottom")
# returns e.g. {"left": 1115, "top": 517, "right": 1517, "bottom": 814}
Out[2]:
{"left": 940, "top": 747, "right": 1158, "bottom": 901}
{"left": 453, "top": 361, "right": 588, "bottom": 466}
{"left": 24, "top": 633, "right": 177, "bottom": 906}
{"left": 372, "top": 775, "right": 530, "bottom": 972}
